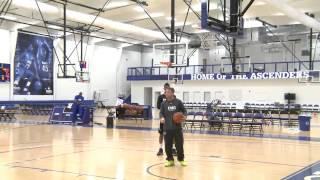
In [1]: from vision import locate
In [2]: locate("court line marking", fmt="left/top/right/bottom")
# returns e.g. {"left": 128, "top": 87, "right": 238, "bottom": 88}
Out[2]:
{"left": 2, "top": 120, "right": 320, "bottom": 143}
{"left": 146, "top": 163, "right": 177, "bottom": 180}
{"left": 1, "top": 138, "right": 306, "bottom": 179}
{"left": 0, "top": 124, "right": 309, "bottom": 168}
{"left": 9, "top": 165, "right": 117, "bottom": 179}
{"left": 146, "top": 160, "right": 244, "bottom": 180}
{"left": 0, "top": 139, "right": 81, "bottom": 147}
{"left": 0, "top": 141, "right": 90, "bottom": 154}
{"left": 0, "top": 124, "right": 310, "bottom": 169}
{"left": 112, "top": 125, "right": 320, "bottom": 143}
{"left": 281, "top": 160, "right": 320, "bottom": 180}
{"left": 0, "top": 124, "right": 312, "bottom": 168}
{"left": 0, "top": 124, "right": 41, "bottom": 133}
{"left": 2, "top": 138, "right": 304, "bottom": 169}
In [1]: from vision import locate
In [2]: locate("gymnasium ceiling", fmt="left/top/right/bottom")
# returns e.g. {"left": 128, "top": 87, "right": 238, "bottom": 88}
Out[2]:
{"left": 0, "top": 0, "right": 319, "bottom": 46}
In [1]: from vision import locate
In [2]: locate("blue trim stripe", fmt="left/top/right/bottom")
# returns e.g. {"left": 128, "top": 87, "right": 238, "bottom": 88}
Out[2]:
{"left": 282, "top": 161, "right": 320, "bottom": 180}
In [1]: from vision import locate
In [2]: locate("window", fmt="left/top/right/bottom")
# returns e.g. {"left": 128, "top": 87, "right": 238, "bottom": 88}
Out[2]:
{"left": 193, "top": 91, "right": 202, "bottom": 102}
{"left": 183, "top": 92, "right": 190, "bottom": 102}
{"left": 204, "top": 91, "right": 211, "bottom": 102}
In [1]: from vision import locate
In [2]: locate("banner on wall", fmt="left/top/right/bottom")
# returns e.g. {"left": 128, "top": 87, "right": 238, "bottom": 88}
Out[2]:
{"left": 191, "top": 71, "right": 310, "bottom": 81}
{"left": 0, "top": 63, "right": 10, "bottom": 82}
{"left": 13, "top": 33, "right": 53, "bottom": 95}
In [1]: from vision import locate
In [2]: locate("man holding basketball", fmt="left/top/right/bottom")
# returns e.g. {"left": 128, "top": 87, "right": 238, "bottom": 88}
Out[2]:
{"left": 160, "top": 87, "right": 187, "bottom": 167}
{"left": 157, "top": 83, "right": 177, "bottom": 156}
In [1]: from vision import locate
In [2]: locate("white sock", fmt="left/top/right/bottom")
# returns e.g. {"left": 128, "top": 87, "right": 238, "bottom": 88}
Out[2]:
{"left": 160, "top": 144, "right": 163, "bottom": 149}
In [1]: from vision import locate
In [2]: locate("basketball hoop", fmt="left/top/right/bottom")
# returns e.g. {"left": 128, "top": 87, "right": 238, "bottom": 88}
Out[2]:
{"left": 153, "top": 42, "right": 188, "bottom": 67}
{"left": 76, "top": 71, "right": 90, "bottom": 83}
{"left": 160, "top": 61, "right": 172, "bottom": 68}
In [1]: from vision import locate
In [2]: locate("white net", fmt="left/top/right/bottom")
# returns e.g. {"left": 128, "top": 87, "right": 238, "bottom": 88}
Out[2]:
{"left": 76, "top": 71, "right": 90, "bottom": 82}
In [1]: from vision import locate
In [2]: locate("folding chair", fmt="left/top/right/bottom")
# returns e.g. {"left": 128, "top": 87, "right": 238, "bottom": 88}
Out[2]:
{"left": 240, "top": 113, "right": 254, "bottom": 134}
{"left": 229, "top": 112, "right": 242, "bottom": 133}
{"left": 184, "top": 111, "right": 195, "bottom": 130}
{"left": 251, "top": 113, "right": 264, "bottom": 135}
{"left": 208, "top": 112, "right": 223, "bottom": 132}
{"left": 191, "top": 112, "right": 204, "bottom": 130}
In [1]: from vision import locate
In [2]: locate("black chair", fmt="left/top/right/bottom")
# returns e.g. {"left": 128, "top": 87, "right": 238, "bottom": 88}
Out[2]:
{"left": 208, "top": 112, "right": 223, "bottom": 132}
{"left": 228, "top": 112, "right": 242, "bottom": 133}
{"left": 241, "top": 113, "right": 254, "bottom": 134}
{"left": 251, "top": 113, "right": 264, "bottom": 135}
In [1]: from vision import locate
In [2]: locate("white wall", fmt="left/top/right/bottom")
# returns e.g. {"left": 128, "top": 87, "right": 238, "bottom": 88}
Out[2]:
{"left": 117, "top": 47, "right": 143, "bottom": 98}
{"left": 131, "top": 79, "right": 320, "bottom": 106}
{"left": 90, "top": 45, "right": 122, "bottom": 104}
{"left": 141, "top": 47, "right": 153, "bottom": 67}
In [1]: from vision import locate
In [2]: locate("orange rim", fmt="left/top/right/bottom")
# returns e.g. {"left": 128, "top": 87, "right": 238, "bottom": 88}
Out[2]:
{"left": 160, "top": 61, "right": 172, "bottom": 67}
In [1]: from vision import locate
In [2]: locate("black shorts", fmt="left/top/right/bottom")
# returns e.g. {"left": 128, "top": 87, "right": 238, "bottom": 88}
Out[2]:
{"left": 158, "top": 123, "right": 164, "bottom": 134}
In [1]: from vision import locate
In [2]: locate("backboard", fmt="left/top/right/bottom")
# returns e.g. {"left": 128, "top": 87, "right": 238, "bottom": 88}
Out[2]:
{"left": 298, "top": 70, "right": 320, "bottom": 83}
{"left": 201, "top": 0, "right": 243, "bottom": 35}
{"left": 168, "top": 74, "right": 184, "bottom": 85}
{"left": 152, "top": 42, "right": 189, "bottom": 67}
{"left": 76, "top": 71, "right": 90, "bottom": 83}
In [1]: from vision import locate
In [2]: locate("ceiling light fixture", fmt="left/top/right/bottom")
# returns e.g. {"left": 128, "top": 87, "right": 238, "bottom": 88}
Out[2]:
{"left": 194, "top": 29, "right": 210, "bottom": 33}
{"left": 116, "top": 37, "right": 126, "bottom": 42}
{"left": 273, "top": 12, "right": 285, "bottom": 16}
{"left": 166, "top": 17, "right": 177, "bottom": 21}
{"left": 138, "top": 12, "right": 164, "bottom": 19}
{"left": 264, "top": 0, "right": 320, "bottom": 30}
{"left": 106, "top": 1, "right": 130, "bottom": 9}
{"left": 254, "top": 1, "right": 266, "bottom": 6}
{"left": 175, "top": 21, "right": 192, "bottom": 26}
{"left": 133, "top": 6, "right": 144, "bottom": 12}
{"left": 0, "top": 15, "right": 17, "bottom": 20}
{"left": 47, "top": 25, "right": 62, "bottom": 29}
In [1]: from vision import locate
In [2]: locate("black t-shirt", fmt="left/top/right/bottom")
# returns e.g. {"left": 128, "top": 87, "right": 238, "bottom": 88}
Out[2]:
{"left": 160, "top": 98, "right": 187, "bottom": 130}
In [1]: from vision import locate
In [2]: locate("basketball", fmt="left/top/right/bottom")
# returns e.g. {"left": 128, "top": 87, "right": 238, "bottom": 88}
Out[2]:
{"left": 173, "top": 112, "right": 185, "bottom": 124}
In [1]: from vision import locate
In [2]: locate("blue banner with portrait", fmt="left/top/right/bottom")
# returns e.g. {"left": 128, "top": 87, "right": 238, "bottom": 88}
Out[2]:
{"left": 13, "top": 33, "right": 53, "bottom": 95}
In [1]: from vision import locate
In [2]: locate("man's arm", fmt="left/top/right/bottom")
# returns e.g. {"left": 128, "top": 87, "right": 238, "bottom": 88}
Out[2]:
{"left": 160, "top": 102, "right": 165, "bottom": 123}
{"left": 156, "top": 95, "right": 162, "bottom": 109}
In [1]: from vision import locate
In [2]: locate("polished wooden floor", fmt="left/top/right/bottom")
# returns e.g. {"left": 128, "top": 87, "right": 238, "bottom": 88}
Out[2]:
{"left": 0, "top": 112, "right": 320, "bottom": 180}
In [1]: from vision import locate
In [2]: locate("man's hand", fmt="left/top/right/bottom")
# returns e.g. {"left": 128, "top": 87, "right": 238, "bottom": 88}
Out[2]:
{"left": 183, "top": 115, "right": 187, "bottom": 121}
{"left": 160, "top": 118, "right": 165, "bottom": 124}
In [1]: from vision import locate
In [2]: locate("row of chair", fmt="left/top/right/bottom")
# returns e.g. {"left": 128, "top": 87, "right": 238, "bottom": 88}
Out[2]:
{"left": 183, "top": 110, "right": 300, "bottom": 135}
{"left": 0, "top": 105, "right": 17, "bottom": 121}
{"left": 20, "top": 104, "right": 53, "bottom": 115}
{"left": 245, "top": 103, "right": 319, "bottom": 112}
{"left": 183, "top": 111, "right": 265, "bottom": 135}
{"left": 184, "top": 102, "right": 320, "bottom": 112}
{"left": 185, "top": 105, "right": 300, "bottom": 125}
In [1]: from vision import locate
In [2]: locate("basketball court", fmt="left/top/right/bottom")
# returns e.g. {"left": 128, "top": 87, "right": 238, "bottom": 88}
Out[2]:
{"left": 1, "top": 0, "right": 320, "bottom": 179}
